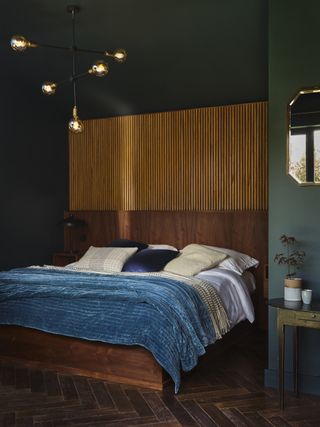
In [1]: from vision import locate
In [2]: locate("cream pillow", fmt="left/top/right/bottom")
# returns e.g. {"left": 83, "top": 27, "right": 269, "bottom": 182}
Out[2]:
{"left": 69, "top": 246, "right": 138, "bottom": 273}
{"left": 164, "top": 244, "right": 227, "bottom": 276}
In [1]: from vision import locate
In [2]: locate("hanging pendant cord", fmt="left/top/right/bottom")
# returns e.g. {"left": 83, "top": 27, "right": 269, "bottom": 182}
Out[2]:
{"left": 71, "top": 8, "right": 77, "bottom": 110}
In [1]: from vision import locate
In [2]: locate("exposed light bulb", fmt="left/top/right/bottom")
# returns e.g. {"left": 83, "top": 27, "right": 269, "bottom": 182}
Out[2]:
{"left": 10, "top": 35, "right": 29, "bottom": 51}
{"left": 113, "top": 48, "right": 127, "bottom": 63}
{"left": 68, "top": 106, "right": 84, "bottom": 133}
{"left": 69, "top": 117, "right": 83, "bottom": 133}
{"left": 105, "top": 48, "right": 127, "bottom": 63}
{"left": 42, "top": 82, "right": 57, "bottom": 95}
{"left": 91, "top": 60, "right": 109, "bottom": 77}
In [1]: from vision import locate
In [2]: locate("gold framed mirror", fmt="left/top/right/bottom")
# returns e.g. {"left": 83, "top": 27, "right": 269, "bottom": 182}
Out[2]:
{"left": 288, "top": 87, "right": 320, "bottom": 185}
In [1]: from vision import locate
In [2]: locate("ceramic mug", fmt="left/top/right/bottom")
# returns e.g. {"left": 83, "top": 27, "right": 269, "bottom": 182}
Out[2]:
{"left": 302, "top": 289, "right": 312, "bottom": 305}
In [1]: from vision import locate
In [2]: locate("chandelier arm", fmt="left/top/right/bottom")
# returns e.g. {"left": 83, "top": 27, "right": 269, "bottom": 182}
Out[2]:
{"left": 76, "top": 48, "right": 125, "bottom": 62}
{"left": 34, "top": 43, "right": 72, "bottom": 51}
{"left": 35, "top": 45, "right": 124, "bottom": 63}
{"left": 27, "top": 43, "right": 122, "bottom": 59}
{"left": 52, "top": 74, "right": 92, "bottom": 87}
{"left": 75, "top": 47, "right": 105, "bottom": 55}
{"left": 55, "top": 78, "right": 70, "bottom": 86}
{"left": 73, "top": 71, "right": 91, "bottom": 80}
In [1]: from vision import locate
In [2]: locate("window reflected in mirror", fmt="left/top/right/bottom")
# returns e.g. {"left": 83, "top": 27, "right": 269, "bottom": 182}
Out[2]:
{"left": 288, "top": 88, "right": 320, "bottom": 185}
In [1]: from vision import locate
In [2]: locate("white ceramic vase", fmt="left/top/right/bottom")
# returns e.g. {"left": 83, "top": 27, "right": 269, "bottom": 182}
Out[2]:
{"left": 284, "top": 286, "right": 302, "bottom": 301}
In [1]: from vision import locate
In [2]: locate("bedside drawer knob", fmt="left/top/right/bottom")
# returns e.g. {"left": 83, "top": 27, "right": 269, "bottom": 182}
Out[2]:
{"left": 312, "top": 314, "right": 316, "bottom": 318}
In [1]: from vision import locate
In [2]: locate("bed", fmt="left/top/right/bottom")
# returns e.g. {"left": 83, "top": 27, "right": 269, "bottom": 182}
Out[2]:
{"left": 0, "top": 210, "right": 267, "bottom": 391}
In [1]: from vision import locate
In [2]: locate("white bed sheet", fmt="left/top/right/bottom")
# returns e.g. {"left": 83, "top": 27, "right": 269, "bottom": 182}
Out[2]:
{"left": 196, "top": 268, "right": 255, "bottom": 327}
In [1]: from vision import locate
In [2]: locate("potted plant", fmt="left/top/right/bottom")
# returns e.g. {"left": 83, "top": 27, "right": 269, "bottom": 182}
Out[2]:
{"left": 274, "top": 234, "right": 305, "bottom": 288}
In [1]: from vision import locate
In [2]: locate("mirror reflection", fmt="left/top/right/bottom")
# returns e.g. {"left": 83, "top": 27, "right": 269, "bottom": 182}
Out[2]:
{"left": 288, "top": 88, "right": 320, "bottom": 185}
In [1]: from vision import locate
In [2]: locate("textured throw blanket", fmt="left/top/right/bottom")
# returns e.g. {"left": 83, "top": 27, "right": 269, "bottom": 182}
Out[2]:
{"left": 0, "top": 267, "right": 229, "bottom": 392}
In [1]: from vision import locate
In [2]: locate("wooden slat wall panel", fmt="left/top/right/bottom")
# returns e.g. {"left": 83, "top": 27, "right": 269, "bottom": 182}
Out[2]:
{"left": 69, "top": 102, "right": 267, "bottom": 211}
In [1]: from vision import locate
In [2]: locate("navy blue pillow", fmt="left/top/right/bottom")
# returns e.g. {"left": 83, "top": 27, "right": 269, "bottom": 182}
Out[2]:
{"left": 122, "top": 249, "right": 179, "bottom": 272}
{"left": 109, "top": 238, "right": 148, "bottom": 252}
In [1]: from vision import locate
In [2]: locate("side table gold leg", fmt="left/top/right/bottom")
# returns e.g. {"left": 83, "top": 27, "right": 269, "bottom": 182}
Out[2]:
{"left": 277, "top": 312, "right": 285, "bottom": 410}
{"left": 293, "top": 326, "right": 299, "bottom": 397}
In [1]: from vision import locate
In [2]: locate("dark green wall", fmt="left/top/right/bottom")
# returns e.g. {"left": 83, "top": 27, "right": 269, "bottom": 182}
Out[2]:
{"left": 0, "top": 68, "right": 68, "bottom": 271}
{"left": 0, "top": 1, "right": 268, "bottom": 271}
{"left": 266, "top": 0, "right": 320, "bottom": 394}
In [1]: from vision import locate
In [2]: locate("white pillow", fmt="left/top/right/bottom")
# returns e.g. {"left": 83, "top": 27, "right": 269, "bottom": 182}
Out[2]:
{"left": 68, "top": 246, "right": 138, "bottom": 273}
{"left": 204, "top": 245, "right": 259, "bottom": 275}
{"left": 148, "top": 244, "right": 179, "bottom": 251}
{"left": 164, "top": 244, "right": 227, "bottom": 276}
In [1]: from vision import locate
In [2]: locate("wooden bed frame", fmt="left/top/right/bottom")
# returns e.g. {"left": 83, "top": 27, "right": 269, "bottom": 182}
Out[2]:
{"left": 0, "top": 210, "right": 267, "bottom": 390}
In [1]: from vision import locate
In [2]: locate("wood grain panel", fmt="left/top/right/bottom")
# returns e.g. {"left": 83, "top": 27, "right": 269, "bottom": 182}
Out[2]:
{"left": 65, "top": 209, "right": 268, "bottom": 329}
{"left": 69, "top": 102, "right": 267, "bottom": 211}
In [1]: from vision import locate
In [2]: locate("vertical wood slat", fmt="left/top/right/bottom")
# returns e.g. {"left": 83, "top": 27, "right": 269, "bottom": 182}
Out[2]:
{"left": 69, "top": 101, "right": 267, "bottom": 211}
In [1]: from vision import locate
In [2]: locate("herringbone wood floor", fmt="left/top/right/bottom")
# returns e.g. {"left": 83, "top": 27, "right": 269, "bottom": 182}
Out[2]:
{"left": 1, "top": 328, "right": 320, "bottom": 427}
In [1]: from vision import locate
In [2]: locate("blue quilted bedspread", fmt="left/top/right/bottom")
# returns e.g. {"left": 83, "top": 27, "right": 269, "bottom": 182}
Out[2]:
{"left": 0, "top": 268, "right": 215, "bottom": 392}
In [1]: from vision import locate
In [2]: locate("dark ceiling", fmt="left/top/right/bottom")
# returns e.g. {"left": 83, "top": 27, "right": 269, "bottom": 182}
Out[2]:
{"left": 1, "top": 0, "right": 268, "bottom": 121}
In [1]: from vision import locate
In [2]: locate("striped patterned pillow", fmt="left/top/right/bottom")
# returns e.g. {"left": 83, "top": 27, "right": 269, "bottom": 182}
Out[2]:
{"left": 70, "top": 246, "right": 138, "bottom": 273}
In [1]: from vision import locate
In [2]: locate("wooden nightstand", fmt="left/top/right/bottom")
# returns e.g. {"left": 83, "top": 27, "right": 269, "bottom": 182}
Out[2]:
{"left": 269, "top": 298, "right": 320, "bottom": 409}
{"left": 52, "top": 252, "right": 81, "bottom": 267}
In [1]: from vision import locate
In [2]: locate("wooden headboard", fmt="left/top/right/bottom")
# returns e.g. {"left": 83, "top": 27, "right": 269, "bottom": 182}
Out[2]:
{"left": 65, "top": 210, "right": 268, "bottom": 329}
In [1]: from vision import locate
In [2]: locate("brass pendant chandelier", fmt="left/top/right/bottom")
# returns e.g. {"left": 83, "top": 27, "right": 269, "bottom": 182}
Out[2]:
{"left": 10, "top": 5, "right": 127, "bottom": 134}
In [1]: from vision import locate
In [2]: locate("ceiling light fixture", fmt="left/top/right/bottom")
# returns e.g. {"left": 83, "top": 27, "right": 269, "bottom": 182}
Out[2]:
{"left": 10, "top": 5, "right": 127, "bottom": 134}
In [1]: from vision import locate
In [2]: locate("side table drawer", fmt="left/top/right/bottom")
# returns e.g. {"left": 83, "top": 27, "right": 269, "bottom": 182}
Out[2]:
{"left": 295, "top": 311, "right": 320, "bottom": 322}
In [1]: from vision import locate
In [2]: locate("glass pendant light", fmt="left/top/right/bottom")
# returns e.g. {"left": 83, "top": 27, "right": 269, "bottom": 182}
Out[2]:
{"left": 10, "top": 35, "right": 30, "bottom": 51}
{"left": 113, "top": 49, "right": 127, "bottom": 63}
{"left": 10, "top": 35, "right": 36, "bottom": 51}
{"left": 90, "top": 61, "right": 109, "bottom": 77}
{"left": 68, "top": 106, "right": 83, "bottom": 133}
{"left": 42, "top": 82, "right": 57, "bottom": 95}
{"left": 105, "top": 48, "right": 127, "bottom": 63}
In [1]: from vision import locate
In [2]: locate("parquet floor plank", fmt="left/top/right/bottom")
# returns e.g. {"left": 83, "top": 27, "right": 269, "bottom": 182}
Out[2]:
{"left": 161, "top": 391, "right": 199, "bottom": 427}
{"left": 17, "top": 402, "right": 93, "bottom": 420}
{"left": 43, "top": 372, "right": 61, "bottom": 398}
{"left": 268, "top": 416, "right": 293, "bottom": 426}
{"left": 106, "top": 384, "right": 135, "bottom": 413}
{"left": 221, "top": 408, "right": 255, "bottom": 427}
{"left": 134, "top": 422, "right": 181, "bottom": 427}
{"left": 30, "top": 370, "right": 45, "bottom": 394}
{"left": 178, "top": 388, "right": 248, "bottom": 403}
{"left": 200, "top": 404, "right": 235, "bottom": 427}
{"left": 1, "top": 365, "right": 15, "bottom": 387}
{"left": 58, "top": 376, "right": 78, "bottom": 401}
{"left": 243, "top": 411, "right": 274, "bottom": 426}
{"left": 2, "top": 329, "right": 320, "bottom": 426}
{"left": 72, "top": 377, "right": 97, "bottom": 407}
{"left": 0, "top": 413, "right": 16, "bottom": 427}
{"left": 142, "top": 392, "right": 176, "bottom": 423}
{"left": 14, "top": 415, "right": 34, "bottom": 427}
{"left": 89, "top": 381, "right": 114, "bottom": 409}
{"left": 125, "top": 390, "right": 154, "bottom": 417}
{"left": 181, "top": 400, "right": 218, "bottom": 426}
{"left": 15, "top": 368, "right": 30, "bottom": 391}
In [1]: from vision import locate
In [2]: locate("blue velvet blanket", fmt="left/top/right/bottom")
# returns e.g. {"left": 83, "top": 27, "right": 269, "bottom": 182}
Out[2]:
{"left": 0, "top": 267, "right": 215, "bottom": 392}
